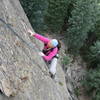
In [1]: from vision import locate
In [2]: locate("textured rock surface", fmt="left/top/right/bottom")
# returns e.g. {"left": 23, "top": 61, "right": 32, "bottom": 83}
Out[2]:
{"left": 0, "top": 0, "right": 71, "bottom": 100}
{"left": 65, "top": 56, "right": 87, "bottom": 100}
{"left": 66, "top": 56, "right": 86, "bottom": 89}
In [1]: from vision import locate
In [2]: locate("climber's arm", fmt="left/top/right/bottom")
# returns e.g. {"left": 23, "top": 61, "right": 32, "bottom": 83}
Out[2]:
{"left": 28, "top": 29, "right": 49, "bottom": 43}
{"left": 33, "top": 34, "right": 50, "bottom": 44}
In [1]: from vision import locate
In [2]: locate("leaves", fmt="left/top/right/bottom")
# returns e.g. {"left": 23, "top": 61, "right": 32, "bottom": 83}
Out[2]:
{"left": 85, "top": 41, "right": 100, "bottom": 67}
{"left": 45, "top": 0, "right": 69, "bottom": 32}
{"left": 83, "top": 65, "right": 100, "bottom": 100}
{"left": 66, "top": 0, "right": 98, "bottom": 54}
{"left": 20, "top": 0, "right": 48, "bottom": 32}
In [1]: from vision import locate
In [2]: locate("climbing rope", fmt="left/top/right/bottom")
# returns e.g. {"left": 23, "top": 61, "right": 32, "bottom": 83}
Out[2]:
{"left": 0, "top": 18, "right": 49, "bottom": 76}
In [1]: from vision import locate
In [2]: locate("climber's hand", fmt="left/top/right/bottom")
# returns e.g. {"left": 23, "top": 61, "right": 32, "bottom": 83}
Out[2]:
{"left": 28, "top": 29, "right": 35, "bottom": 36}
{"left": 39, "top": 52, "right": 45, "bottom": 56}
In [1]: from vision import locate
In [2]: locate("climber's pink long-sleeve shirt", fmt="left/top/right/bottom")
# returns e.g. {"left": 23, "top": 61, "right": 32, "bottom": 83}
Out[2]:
{"left": 33, "top": 34, "right": 58, "bottom": 61}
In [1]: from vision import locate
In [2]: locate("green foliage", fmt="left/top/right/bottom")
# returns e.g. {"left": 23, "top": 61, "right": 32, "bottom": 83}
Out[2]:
{"left": 62, "top": 55, "right": 71, "bottom": 66}
{"left": 45, "top": 0, "right": 70, "bottom": 32}
{"left": 85, "top": 41, "right": 100, "bottom": 67}
{"left": 89, "top": 41, "right": 100, "bottom": 65}
{"left": 58, "top": 81, "right": 63, "bottom": 86}
{"left": 74, "top": 87, "right": 81, "bottom": 97}
{"left": 80, "top": 2, "right": 100, "bottom": 99}
{"left": 95, "top": 3, "right": 100, "bottom": 40}
{"left": 82, "top": 41, "right": 100, "bottom": 100}
{"left": 61, "top": 55, "right": 71, "bottom": 71}
{"left": 66, "top": 0, "right": 98, "bottom": 54}
{"left": 83, "top": 65, "right": 100, "bottom": 100}
{"left": 20, "top": 0, "right": 48, "bottom": 32}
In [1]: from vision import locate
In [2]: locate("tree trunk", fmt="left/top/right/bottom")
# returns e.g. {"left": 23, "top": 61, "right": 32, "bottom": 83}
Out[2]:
{"left": 60, "top": 17, "right": 69, "bottom": 34}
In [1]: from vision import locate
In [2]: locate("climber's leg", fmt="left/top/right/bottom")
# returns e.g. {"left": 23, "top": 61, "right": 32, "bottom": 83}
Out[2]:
{"left": 49, "top": 57, "right": 57, "bottom": 78}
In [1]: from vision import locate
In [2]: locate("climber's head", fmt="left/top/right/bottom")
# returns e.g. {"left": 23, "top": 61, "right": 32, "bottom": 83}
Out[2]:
{"left": 47, "top": 39, "right": 58, "bottom": 48}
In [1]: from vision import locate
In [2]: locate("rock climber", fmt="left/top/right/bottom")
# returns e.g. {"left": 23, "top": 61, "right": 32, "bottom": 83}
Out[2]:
{"left": 28, "top": 29, "right": 61, "bottom": 79}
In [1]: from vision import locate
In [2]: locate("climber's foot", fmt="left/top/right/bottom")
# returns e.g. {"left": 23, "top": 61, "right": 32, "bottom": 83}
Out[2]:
{"left": 49, "top": 72, "right": 56, "bottom": 79}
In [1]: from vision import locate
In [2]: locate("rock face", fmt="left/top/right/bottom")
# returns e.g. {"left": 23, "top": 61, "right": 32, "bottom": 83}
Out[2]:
{"left": 65, "top": 56, "right": 86, "bottom": 100}
{"left": 0, "top": 0, "right": 71, "bottom": 100}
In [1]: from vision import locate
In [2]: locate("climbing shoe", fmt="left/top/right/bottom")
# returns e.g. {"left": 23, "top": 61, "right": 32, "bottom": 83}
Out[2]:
{"left": 49, "top": 72, "right": 55, "bottom": 79}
